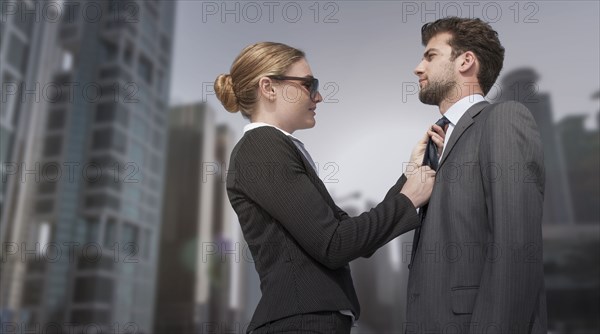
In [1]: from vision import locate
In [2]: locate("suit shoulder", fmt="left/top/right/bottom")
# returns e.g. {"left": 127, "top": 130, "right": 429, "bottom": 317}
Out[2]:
{"left": 232, "top": 126, "right": 298, "bottom": 164}
{"left": 482, "top": 100, "right": 541, "bottom": 143}
{"left": 487, "top": 100, "right": 532, "bottom": 117}
{"left": 484, "top": 100, "right": 535, "bottom": 125}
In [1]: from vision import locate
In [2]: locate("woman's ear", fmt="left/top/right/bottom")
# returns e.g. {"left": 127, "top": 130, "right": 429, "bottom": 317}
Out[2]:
{"left": 459, "top": 51, "right": 477, "bottom": 73}
{"left": 258, "top": 77, "right": 276, "bottom": 102}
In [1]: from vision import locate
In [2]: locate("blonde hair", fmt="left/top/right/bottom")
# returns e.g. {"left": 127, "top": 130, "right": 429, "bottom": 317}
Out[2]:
{"left": 214, "top": 42, "right": 305, "bottom": 118}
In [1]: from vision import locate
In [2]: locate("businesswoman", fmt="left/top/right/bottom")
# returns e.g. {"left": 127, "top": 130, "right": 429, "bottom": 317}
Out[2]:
{"left": 214, "top": 42, "right": 440, "bottom": 334}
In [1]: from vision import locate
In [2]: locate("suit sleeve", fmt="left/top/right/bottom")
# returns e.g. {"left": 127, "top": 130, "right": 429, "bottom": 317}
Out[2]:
{"left": 385, "top": 174, "right": 409, "bottom": 200}
{"left": 361, "top": 174, "right": 409, "bottom": 259}
{"left": 233, "top": 129, "right": 420, "bottom": 270}
{"left": 470, "top": 101, "right": 546, "bottom": 333}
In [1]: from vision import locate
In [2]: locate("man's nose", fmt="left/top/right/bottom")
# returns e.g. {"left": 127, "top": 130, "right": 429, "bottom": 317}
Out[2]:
{"left": 414, "top": 60, "right": 425, "bottom": 76}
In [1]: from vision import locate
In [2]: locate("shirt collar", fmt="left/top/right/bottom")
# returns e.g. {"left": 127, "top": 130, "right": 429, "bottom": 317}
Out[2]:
{"left": 243, "top": 122, "right": 301, "bottom": 141}
{"left": 443, "top": 94, "right": 486, "bottom": 125}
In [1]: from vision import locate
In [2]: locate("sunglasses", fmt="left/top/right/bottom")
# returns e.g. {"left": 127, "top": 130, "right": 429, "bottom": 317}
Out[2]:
{"left": 268, "top": 75, "right": 320, "bottom": 102}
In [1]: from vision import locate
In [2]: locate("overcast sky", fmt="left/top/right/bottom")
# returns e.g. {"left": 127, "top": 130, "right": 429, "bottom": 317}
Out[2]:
{"left": 169, "top": 0, "right": 600, "bottom": 203}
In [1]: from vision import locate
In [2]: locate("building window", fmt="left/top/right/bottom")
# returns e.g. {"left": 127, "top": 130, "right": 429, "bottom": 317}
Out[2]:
{"left": 95, "top": 103, "right": 117, "bottom": 123}
{"left": 104, "top": 218, "right": 117, "bottom": 249}
{"left": 92, "top": 128, "right": 126, "bottom": 153}
{"left": 121, "top": 223, "right": 138, "bottom": 250}
{"left": 123, "top": 42, "right": 134, "bottom": 66}
{"left": 43, "top": 135, "right": 63, "bottom": 157}
{"left": 138, "top": 56, "right": 153, "bottom": 85}
{"left": 122, "top": 203, "right": 140, "bottom": 221}
{"left": 7, "top": 34, "right": 29, "bottom": 72}
{"left": 73, "top": 277, "right": 114, "bottom": 304}
{"left": 131, "top": 115, "right": 147, "bottom": 140}
{"left": 100, "top": 40, "right": 118, "bottom": 63}
{"left": 123, "top": 184, "right": 141, "bottom": 203}
{"left": 47, "top": 109, "right": 66, "bottom": 130}
{"left": 85, "top": 217, "right": 100, "bottom": 244}
{"left": 85, "top": 194, "right": 120, "bottom": 211}
{"left": 1, "top": 73, "right": 16, "bottom": 121}
{"left": 22, "top": 279, "right": 43, "bottom": 306}
{"left": 0, "top": 22, "right": 4, "bottom": 49}
{"left": 0, "top": 125, "right": 13, "bottom": 166}
{"left": 70, "top": 309, "right": 110, "bottom": 325}
{"left": 92, "top": 129, "right": 111, "bottom": 150}
{"left": 62, "top": 51, "right": 73, "bottom": 71}
{"left": 38, "top": 181, "right": 57, "bottom": 195}
{"left": 143, "top": 229, "right": 151, "bottom": 260}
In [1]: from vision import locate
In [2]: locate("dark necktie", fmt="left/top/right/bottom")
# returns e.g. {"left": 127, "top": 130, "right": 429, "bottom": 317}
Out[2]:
{"left": 422, "top": 116, "right": 451, "bottom": 171}
{"left": 409, "top": 116, "right": 450, "bottom": 269}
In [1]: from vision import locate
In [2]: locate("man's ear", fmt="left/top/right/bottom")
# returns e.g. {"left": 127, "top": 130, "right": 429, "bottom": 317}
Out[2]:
{"left": 458, "top": 51, "right": 477, "bottom": 73}
{"left": 258, "top": 77, "right": 276, "bottom": 101}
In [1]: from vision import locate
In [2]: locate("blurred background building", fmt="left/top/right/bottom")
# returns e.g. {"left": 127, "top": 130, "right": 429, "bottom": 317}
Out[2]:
{"left": 1, "top": 0, "right": 176, "bottom": 333}
{"left": 499, "top": 69, "right": 600, "bottom": 333}
{"left": 499, "top": 68, "right": 575, "bottom": 225}
{"left": 154, "top": 103, "right": 247, "bottom": 334}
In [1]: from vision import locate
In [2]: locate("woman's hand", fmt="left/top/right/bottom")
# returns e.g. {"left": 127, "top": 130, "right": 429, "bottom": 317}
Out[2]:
{"left": 400, "top": 165, "right": 436, "bottom": 208}
{"left": 407, "top": 124, "right": 447, "bottom": 168}
{"left": 429, "top": 124, "right": 446, "bottom": 159}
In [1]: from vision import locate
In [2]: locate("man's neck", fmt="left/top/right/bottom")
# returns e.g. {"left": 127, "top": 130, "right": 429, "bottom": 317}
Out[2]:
{"left": 439, "top": 85, "right": 484, "bottom": 114}
{"left": 438, "top": 99, "right": 455, "bottom": 115}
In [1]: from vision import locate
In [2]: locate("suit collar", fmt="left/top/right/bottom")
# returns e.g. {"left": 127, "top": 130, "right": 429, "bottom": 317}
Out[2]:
{"left": 443, "top": 95, "right": 486, "bottom": 126}
{"left": 438, "top": 101, "right": 489, "bottom": 168}
{"left": 244, "top": 122, "right": 304, "bottom": 142}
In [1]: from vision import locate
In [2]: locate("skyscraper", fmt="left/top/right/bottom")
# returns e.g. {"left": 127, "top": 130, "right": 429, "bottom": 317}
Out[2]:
{"left": 557, "top": 106, "right": 600, "bottom": 224}
{"left": 499, "top": 68, "right": 575, "bottom": 225}
{"left": 1, "top": 0, "right": 64, "bottom": 322}
{"left": 155, "top": 103, "right": 244, "bottom": 333}
{"left": 1, "top": 1, "right": 176, "bottom": 333}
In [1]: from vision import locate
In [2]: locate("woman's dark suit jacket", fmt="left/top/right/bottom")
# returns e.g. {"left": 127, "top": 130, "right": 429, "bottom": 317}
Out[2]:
{"left": 226, "top": 126, "right": 420, "bottom": 332}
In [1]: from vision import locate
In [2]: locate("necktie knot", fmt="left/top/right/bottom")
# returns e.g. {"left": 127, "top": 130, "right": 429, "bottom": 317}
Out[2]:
{"left": 423, "top": 116, "right": 450, "bottom": 171}
{"left": 436, "top": 116, "right": 451, "bottom": 132}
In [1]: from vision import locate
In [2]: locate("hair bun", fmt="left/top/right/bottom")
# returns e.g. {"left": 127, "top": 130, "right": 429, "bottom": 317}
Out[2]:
{"left": 214, "top": 74, "right": 239, "bottom": 113}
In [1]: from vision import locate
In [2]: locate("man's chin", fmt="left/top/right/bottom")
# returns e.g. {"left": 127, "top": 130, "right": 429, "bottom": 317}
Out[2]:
{"left": 418, "top": 93, "right": 441, "bottom": 106}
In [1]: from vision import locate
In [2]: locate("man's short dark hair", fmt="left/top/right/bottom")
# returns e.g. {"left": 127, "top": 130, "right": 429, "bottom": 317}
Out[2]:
{"left": 421, "top": 17, "right": 505, "bottom": 95}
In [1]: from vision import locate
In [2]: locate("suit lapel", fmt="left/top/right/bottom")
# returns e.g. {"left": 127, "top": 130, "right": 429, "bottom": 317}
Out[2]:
{"left": 438, "top": 101, "right": 489, "bottom": 169}
{"left": 299, "top": 148, "right": 343, "bottom": 217}
{"left": 284, "top": 136, "right": 339, "bottom": 213}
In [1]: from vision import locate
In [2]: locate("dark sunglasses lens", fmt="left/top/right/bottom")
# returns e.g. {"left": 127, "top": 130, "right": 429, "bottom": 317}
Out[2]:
{"left": 310, "top": 79, "right": 319, "bottom": 100}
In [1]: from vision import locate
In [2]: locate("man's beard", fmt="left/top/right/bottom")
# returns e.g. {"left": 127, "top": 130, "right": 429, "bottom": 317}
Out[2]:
{"left": 419, "top": 78, "right": 457, "bottom": 106}
{"left": 419, "top": 65, "right": 458, "bottom": 106}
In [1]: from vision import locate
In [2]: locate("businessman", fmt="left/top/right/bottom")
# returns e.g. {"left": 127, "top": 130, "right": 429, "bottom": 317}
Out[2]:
{"left": 405, "top": 17, "right": 547, "bottom": 333}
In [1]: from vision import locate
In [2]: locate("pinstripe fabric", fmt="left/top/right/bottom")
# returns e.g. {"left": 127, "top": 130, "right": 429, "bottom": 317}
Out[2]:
{"left": 251, "top": 311, "right": 352, "bottom": 334}
{"left": 405, "top": 101, "right": 547, "bottom": 334}
{"left": 226, "top": 126, "right": 420, "bottom": 333}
